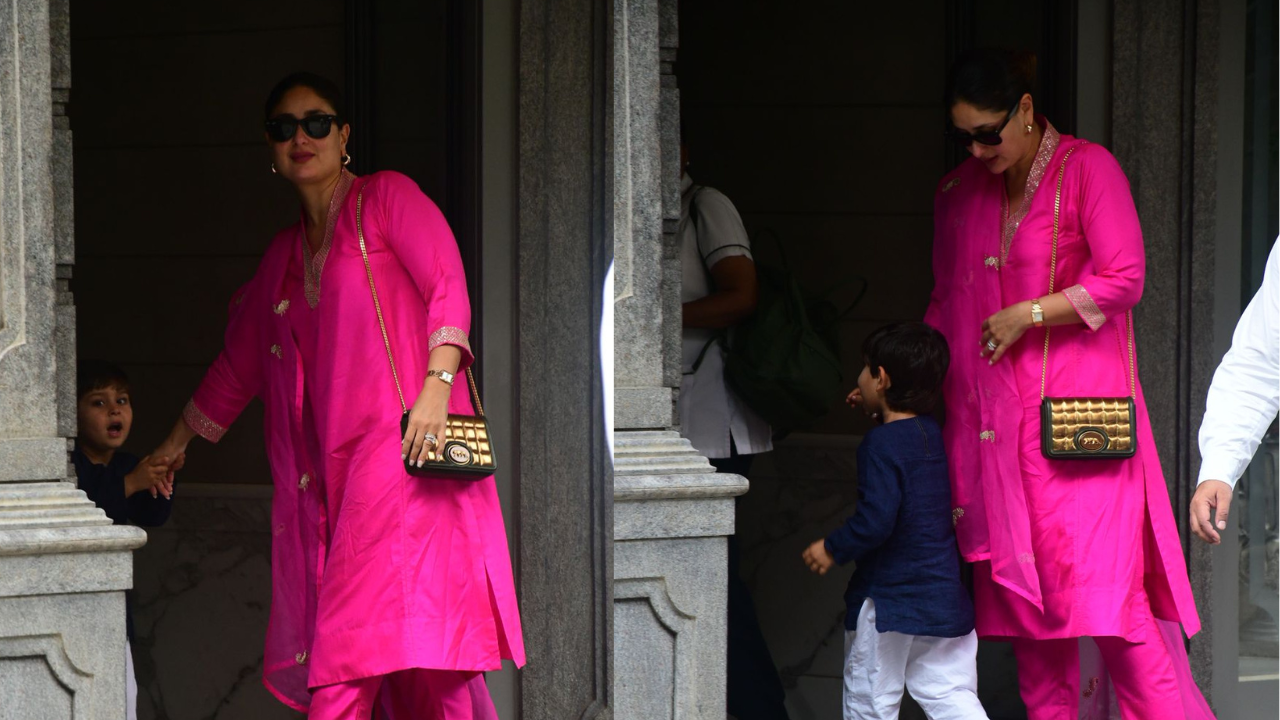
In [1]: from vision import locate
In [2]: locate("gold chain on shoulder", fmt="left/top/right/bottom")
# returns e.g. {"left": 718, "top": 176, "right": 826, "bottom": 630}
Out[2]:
{"left": 356, "top": 189, "right": 485, "bottom": 417}
{"left": 357, "top": 191, "right": 408, "bottom": 414}
{"left": 1040, "top": 146, "right": 1136, "bottom": 401}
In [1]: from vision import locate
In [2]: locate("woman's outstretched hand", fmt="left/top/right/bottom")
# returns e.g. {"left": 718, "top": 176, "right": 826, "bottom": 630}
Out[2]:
{"left": 404, "top": 378, "right": 450, "bottom": 467}
{"left": 980, "top": 301, "right": 1033, "bottom": 365}
{"left": 149, "top": 417, "right": 196, "bottom": 498}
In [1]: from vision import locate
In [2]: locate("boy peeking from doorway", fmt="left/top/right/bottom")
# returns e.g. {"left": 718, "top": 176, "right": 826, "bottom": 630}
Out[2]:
{"left": 74, "top": 360, "right": 177, "bottom": 720}
{"left": 802, "top": 323, "right": 989, "bottom": 720}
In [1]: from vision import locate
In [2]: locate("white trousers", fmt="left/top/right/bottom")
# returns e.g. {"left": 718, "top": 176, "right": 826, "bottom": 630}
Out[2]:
{"left": 126, "top": 640, "right": 137, "bottom": 720}
{"left": 843, "top": 599, "right": 988, "bottom": 720}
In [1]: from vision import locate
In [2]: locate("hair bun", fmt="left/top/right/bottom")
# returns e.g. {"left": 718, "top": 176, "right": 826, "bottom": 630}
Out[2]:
{"left": 945, "top": 48, "right": 1039, "bottom": 114}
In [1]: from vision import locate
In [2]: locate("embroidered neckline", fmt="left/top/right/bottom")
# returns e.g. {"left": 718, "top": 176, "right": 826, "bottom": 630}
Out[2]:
{"left": 302, "top": 169, "right": 357, "bottom": 309}
{"left": 1000, "top": 120, "right": 1060, "bottom": 265}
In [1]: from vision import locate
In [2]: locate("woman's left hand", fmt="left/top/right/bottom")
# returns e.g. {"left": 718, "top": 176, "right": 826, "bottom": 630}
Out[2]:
{"left": 403, "top": 379, "right": 451, "bottom": 467}
{"left": 980, "top": 301, "right": 1033, "bottom": 365}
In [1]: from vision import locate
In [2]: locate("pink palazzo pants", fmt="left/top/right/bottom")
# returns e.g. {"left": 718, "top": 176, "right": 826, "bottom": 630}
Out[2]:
{"left": 1011, "top": 614, "right": 1182, "bottom": 719}
{"left": 308, "top": 670, "right": 498, "bottom": 720}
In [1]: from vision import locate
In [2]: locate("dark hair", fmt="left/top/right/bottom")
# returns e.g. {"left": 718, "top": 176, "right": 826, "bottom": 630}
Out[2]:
{"left": 863, "top": 322, "right": 950, "bottom": 415}
{"left": 945, "top": 48, "right": 1037, "bottom": 113}
{"left": 264, "top": 72, "right": 346, "bottom": 121}
{"left": 77, "top": 360, "right": 129, "bottom": 401}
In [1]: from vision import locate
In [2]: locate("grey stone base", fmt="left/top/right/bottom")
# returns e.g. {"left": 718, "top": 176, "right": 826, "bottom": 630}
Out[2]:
{"left": 0, "top": 482, "right": 145, "bottom": 720}
{"left": 614, "top": 431, "right": 747, "bottom": 720}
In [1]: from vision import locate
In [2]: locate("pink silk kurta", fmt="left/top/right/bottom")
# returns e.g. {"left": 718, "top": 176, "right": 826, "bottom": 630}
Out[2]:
{"left": 183, "top": 171, "right": 525, "bottom": 712}
{"left": 924, "top": 124, "right": 1200, "bottom": 644}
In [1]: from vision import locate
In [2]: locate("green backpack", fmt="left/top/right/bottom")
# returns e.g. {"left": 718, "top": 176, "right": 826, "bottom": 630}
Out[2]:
{"left": 690, "top": 188, "right": 866, "bottom": 438}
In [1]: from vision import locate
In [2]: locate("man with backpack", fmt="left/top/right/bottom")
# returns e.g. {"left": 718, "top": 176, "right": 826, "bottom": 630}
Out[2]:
{"left": 680, "top": 143, "right": 790, "bottom": 720}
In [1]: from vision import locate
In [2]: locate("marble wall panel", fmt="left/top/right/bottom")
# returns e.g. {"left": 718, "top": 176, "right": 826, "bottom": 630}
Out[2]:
{"left": 129, "top": 488, "right": 301, "bottom": 720}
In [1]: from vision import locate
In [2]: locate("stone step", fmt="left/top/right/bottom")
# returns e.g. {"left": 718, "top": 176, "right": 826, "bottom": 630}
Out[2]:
{"left": 0, "top": 483, "right": 112, "bottom": 529}
{"left": 0, "top": 505, "right": 108, "bottom": 529}
{"left": 0, "top": 484, "right": 85, "bottom": 501}
{"left": 613, "top": 431, "right": 716, "bottom": 476}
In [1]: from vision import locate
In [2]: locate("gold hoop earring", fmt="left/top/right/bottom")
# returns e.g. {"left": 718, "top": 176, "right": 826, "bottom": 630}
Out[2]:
{"left": 342, "top": 153, "right": 352, "bottom": 166}
{"left": 271, "top": 163, "right": 277, "bottom": 174}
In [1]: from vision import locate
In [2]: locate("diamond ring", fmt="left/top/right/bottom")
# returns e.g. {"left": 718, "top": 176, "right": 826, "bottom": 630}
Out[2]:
{"left": 986, "top": 339, "right": 998, "bottom": 352}
{"left": 424, "top": 434, "right": 438, "bottom": 447}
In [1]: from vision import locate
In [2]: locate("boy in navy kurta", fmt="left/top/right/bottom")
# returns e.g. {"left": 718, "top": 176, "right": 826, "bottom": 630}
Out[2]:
{"left": 803, "top": 323, "right": 988, "bottom": 720}
{"left": 74, "top": 361, "right": 175, "bottom": 720}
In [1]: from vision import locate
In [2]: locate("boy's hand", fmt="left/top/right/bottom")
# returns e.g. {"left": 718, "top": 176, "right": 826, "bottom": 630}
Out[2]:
{"left": 802, "top": 539, "right": 836, "bottom": 575}
{"left": 845, "top": 388, "right": 863, "bottom": 408}
{"left": 125, "top": 455, "right": 173, "bottom": 499}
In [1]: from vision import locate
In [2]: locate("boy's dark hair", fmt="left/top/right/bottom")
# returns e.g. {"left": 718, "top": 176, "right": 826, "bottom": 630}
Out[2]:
{"left": 863, "top": 322, "right": 950, "bottom": 415}
{"left": 77, "top": 360, "right": 129, "bottom": 401}
{"left": 945, "top": 48, "right": 1038, "bottom": 114}
{"left": 264, "top": 72, "right": 346, "bottom": 121}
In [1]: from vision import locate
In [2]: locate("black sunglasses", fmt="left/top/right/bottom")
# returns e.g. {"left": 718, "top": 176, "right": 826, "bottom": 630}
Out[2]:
{"left": 947, "top": 102, "right": 1019, "bottom": 147}
{"left": 265, "top": 114, "right": 342, "bottom": 142}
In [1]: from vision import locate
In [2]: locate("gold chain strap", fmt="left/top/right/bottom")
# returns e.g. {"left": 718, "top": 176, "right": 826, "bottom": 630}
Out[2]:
{"left": 1040, "top": 147, "right": 1136, "bottom": 401}
{"left": 356, "top": 189, "right": 484, "bottom": 417}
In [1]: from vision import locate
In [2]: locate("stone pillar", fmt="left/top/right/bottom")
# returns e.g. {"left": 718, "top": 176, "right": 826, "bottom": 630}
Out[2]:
{"left": 613, "top": 433, "right": 746, "bottom": 719}
{"left": 0, "top": 0, "right": 146, "bottom": 717}
{"left": 517, "top": 0, "right": 615, "bottom": 717}
{"left": 1110, "top": 0, "right": 1236, "bottom": 715}
{"left": 612, "top": 1, "right": 747, "bottom": 717}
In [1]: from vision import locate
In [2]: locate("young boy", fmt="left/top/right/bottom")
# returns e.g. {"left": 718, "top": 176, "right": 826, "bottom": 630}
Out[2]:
{"left": 74, "top": 360, "right": 175, "bottom": 720}
{"left": 802, "top": 323, "right": 987, "bottom": 720}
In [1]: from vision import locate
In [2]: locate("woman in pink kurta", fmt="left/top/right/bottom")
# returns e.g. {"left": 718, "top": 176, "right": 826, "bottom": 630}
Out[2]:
{"left": 925, "top": 51, "right": 1212, "bottom": 718}
{"left": 153, "top": 73, "right": 524, "bottom": 718}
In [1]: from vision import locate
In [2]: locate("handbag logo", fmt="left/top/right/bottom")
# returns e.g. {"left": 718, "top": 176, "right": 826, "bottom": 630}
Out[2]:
{"left": 447, "top": 443, "right": 473, "bottom": 465}
{"left": 1074, "top": 428, "right": 1109, "bottom": 453}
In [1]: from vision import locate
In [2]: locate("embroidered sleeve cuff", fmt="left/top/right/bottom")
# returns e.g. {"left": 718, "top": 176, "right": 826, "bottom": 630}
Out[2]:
{"left": 183, "top": 399, "right": 228, "bottom": 443}
{"left": 428, "top": 326, "right": 473, "bottom": 356}
{"left": 1064, "top": 284, "right": 1106, "bottom": 331}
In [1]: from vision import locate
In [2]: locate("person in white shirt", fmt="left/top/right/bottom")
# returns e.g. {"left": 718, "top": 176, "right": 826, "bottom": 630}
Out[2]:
{"left": 680, "top": 169, "right": 773, "bottom": 463}
{"left": 1190, "top": 238, "right": 1279, "bottom": 544}
{"left": 679, "top": 142, "right": 788, "bottom": 720}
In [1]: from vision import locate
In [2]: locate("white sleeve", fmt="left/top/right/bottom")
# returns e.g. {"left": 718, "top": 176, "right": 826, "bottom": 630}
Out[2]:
{"left": 1197, "top": 239, "right": 1280, "bottom": 488}
{"left": 692, "top": 189, "right": 753, "bottom": 269}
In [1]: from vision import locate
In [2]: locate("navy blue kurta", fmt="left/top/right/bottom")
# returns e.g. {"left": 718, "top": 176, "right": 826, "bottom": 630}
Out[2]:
{"left": 825, "top": 416, "right": 974, "bottom": 637}
{"left": 73, "top": 446, "right": 172, "bottom": 640}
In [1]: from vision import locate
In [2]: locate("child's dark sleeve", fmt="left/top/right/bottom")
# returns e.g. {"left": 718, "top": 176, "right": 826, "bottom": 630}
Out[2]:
{"left": 76, "top": 453, "right": 172, "bottom": 527}
{"left": 75, "top": 455, "right": 135, "bottom": 525}
{"left": 119, "top": 453, "right": 172, "bottom": 527}
{"left": 127, "top": 484, "right": 173, "bottom": 527}
{"left": 823, "top": 442, "right": 902, "bottom": 565}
